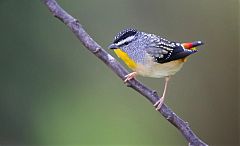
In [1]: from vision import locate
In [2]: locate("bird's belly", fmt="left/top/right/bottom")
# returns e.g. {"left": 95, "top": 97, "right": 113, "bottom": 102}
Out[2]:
{"left": 135, "top": 60, "right": 184, "bottom": 78}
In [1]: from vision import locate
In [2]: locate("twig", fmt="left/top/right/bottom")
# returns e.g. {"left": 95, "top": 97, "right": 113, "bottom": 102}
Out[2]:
{"left": 42, "top": 0, "right": 208, "bottom": 145}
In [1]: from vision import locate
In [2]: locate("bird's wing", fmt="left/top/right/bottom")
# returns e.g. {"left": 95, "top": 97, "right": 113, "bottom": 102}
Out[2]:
{"left": 146, "top": 38, "right": 197, "bottom": 63}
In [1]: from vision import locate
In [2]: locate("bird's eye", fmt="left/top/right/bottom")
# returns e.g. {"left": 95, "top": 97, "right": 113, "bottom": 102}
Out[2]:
{"left": 123, "top": 41, "right": 129, "bottom": 45}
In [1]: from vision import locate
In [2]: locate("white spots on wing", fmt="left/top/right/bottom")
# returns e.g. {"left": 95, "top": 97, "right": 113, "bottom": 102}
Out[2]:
{"left": 166, "top": 51, "right": 172, "bottom": 59}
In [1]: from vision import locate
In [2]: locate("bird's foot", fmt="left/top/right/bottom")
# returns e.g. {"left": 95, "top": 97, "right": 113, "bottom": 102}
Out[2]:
{"left": 153, "top": 97, "right": 164, "bottom": 111}
{"left": 124, "top": 72, "right": 137, "bottom": 83}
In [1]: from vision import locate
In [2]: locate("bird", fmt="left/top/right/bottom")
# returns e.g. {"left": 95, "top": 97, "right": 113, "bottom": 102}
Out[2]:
{"left": 108, "top": 28, "right": 203, "bottom": 110}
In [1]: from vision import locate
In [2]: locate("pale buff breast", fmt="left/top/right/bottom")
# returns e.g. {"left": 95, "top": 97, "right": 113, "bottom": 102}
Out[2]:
{"left": 135, "top": 59, "right": 184, "bottom": 78}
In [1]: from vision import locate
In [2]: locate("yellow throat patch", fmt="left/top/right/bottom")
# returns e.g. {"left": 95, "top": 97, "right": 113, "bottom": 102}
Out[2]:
{"left": 114, "top": 49, "right": 136, "bottom": 69}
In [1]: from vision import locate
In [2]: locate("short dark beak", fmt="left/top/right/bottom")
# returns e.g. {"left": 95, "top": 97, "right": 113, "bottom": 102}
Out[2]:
{"left": 108, "top": 44, "right": 118, "bottom": 49}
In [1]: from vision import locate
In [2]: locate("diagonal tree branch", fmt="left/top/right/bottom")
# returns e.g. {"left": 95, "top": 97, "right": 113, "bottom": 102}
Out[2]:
{"left": 42, "top": 0, "right": 208, "bottom": 145}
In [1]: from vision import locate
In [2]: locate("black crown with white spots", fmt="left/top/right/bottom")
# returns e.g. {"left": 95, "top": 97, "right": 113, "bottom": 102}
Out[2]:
{"left": 113, "top": 28, "right": 137, "bottom": 44}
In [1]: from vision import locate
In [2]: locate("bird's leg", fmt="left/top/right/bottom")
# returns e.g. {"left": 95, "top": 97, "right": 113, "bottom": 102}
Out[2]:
{"left": 124, "top": 72, "right": 137, "bottom": 83}
{"left": 154, "top": 76, "right": 170, "bottom": 110}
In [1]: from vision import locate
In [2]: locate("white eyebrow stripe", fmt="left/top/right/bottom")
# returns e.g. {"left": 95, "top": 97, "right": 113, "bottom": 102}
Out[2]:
{"left": 116, "top": 36, "right": 135, "bottom": 46}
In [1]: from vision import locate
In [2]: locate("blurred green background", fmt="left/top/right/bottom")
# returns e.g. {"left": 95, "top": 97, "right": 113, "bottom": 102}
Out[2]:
{"left": 0, "top": 0, "right": 239, "bottom": 146}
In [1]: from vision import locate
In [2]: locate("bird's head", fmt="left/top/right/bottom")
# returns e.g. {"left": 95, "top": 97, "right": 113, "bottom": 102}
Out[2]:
{"left": 108, "top": 28, "right": 138, "bottom": 50}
